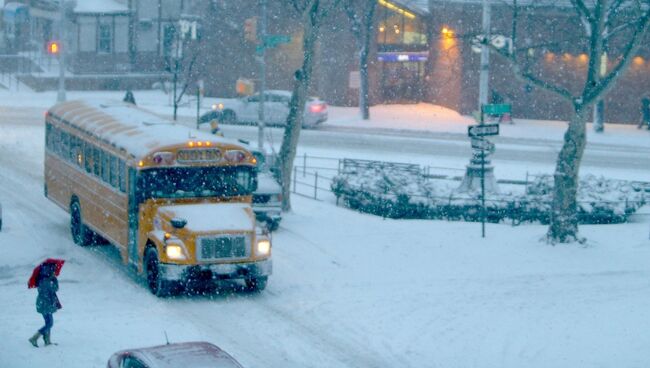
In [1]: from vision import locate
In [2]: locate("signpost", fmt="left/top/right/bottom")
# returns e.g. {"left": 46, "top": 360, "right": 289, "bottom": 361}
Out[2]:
{"left": 471, "top": 137, "right": 495, "bottom": 151}
{"left": 482, "top": 103, "right": 511, "bottom": 115}
{"left": 467, "top": 107, "right": 505, "bottom": 238}
{"left": 468, "top": 123, "right": 499, "bottom": 137}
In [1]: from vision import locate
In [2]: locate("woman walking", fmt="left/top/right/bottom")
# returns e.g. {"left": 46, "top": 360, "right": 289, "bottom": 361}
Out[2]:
{"left": 28, "top": 262, "right": 62, "bottom": 347}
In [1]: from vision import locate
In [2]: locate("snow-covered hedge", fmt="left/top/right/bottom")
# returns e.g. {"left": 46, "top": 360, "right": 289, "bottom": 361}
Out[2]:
{"left": 331, "top": 167, "right": 646, "bottom": 224}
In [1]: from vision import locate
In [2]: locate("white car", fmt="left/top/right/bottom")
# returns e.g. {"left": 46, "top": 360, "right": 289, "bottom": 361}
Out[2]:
{"left": 208, "top": 90, "right": 328, "bottom": 128}
{"left": 251, "top": 150, "right": 282, "bottom": 231}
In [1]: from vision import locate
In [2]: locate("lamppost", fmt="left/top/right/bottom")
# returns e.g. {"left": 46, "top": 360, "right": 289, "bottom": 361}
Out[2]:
{"left": 478, "top": 0, "right": 490, "bottom": 107}
{"left": 257, "top": 0, "right": 268, "bottom": 153}
{"left": 57, "top": 0, "right": 66, "bottom": 102}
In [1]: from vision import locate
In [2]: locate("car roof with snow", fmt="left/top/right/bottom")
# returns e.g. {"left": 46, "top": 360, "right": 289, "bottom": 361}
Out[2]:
{"left": 48, "top": 99, "right": 249, "bottom": 161}
{"left": 116, "top": 341, "right": 244, "bottom": 368}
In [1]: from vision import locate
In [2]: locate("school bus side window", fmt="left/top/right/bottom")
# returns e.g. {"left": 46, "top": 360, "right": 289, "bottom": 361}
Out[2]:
{"left": 93, "top": 147, "right": 101, "bottom": 176}
{"left": 110, "top": 155, "right": 119, "bottom": 188}
{"left": 119, "top": 160, "right": 126, "bottom": 192}
{"left": 71, "top": 136, "right": 82, "bottom": 167}
{"left": 102, "top": 151, "right": 111, "bottom": 183}
{"left": 60, "top": 132, "right": 69, "bottom": 159}
{"left": 50, "top": 126, "right": 60, "bottom": 154}
{"left": 46, "top": 124, "right": 53, "bottom": 150}
{"left": 84, "top": 141, "right": 93, "bottom": 173}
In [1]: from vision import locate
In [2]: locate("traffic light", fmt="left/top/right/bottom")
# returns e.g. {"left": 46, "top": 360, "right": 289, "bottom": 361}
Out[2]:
{"left": 244, "top": 17, "right": 257, "bottom": 43}
{"left": 46, "top": 40, "right": 61, "bottom": 55}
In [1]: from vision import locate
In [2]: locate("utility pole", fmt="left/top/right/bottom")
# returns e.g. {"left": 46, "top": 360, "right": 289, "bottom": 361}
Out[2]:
{"left": 257, "top": 0, "right": 268, "bottom": 153}
{"left": 478, "top": 0, "right": 490, "bottom": 108}
{"left": 57, "top": 0, "right": 66, "bottom": 102}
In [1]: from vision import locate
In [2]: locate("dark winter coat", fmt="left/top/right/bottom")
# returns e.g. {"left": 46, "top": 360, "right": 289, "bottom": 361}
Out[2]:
{"left": 642, "top": 98, "right": 650, "bottom": 123}
{"left": 36, "top": 276, "right": 60, "bottom": 315}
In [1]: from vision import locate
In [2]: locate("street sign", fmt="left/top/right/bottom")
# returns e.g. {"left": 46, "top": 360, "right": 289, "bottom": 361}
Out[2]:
{"left": 256, "top": 35, "right": 291, "bottom": 54}
{"left": 264, "top": 34, "right": 291, "bottom": 47}
{"left": 468, "top": 123, "right": 499, "bottom": 137}
{"left": 471, "top": 138, "right": 495, "bottom": 151}
{"left": 482, "top": 103, "right": 511, "bottom": 115}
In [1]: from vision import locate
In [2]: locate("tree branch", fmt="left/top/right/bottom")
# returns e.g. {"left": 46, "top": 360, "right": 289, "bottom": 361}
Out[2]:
{"left": 488, "top": 42, "right": 575, "bottom": 101}
{"left": 584, "top": 8, "right": 650, "bottom": 103}
{"left": 570, "top": 0, "right": 595, "bottom": 23}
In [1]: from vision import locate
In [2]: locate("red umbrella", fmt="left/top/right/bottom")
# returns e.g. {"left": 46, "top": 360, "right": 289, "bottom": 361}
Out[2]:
{"left": 28, "top": 258, "right": 65, "bottom": 289}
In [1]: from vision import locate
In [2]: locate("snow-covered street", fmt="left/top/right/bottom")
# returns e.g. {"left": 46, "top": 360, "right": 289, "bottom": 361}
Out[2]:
{"left": 0, "top": 93, "right": 649, "bottom": 367}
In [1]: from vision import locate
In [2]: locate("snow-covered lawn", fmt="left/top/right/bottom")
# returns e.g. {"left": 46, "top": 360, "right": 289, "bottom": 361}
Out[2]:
{"left": 0, "top": 106, "right": 649, "bottom": 367}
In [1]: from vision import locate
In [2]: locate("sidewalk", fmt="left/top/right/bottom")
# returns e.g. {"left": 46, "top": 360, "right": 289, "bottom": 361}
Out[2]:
{"left": 0, "top": 88, "right": 648, "bottom": 149}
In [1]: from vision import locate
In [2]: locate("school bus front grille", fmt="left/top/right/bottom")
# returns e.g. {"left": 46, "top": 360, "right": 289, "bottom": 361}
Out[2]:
{"left": 197, "top": 235, "right": 250, "bottom": 261}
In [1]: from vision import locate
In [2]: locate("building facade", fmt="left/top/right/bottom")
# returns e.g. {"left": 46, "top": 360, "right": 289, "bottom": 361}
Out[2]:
{"left": 3, "top": 0, "right": 206, "bottom": 74}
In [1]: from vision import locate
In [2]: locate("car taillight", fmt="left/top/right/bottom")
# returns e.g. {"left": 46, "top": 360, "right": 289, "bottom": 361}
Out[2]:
{"left": 309, "top": 104, "right": 326, "bottom": 113}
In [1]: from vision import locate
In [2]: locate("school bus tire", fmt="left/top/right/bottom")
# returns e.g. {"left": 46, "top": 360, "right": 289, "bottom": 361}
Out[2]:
{"left": 144, "top": 247, "right": 179, "bottom": 297}
{"left": 70, "top": 200, "right": 92, "bottom": 246}
{"left": 244, "top": 276, "right": 268, "bottom": 292}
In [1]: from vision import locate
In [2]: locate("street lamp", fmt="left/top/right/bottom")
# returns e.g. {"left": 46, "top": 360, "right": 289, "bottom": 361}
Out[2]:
{"left": 57, "top": 0, "right": 66, "bottom": 102}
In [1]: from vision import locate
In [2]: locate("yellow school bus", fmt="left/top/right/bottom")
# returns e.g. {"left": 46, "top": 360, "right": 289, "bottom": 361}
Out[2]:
{"left": 44, "top": 100, "right": 271, "bottom": 296}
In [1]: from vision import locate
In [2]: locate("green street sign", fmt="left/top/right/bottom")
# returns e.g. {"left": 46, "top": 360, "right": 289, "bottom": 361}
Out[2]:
{"left": 264, "top": 34, "right": 291, "bottom": 47}
{"left": 256, "top": 35, "right": 292, "bottom": 54}
{"left": 482, "top": 103, "right": 511, "bottom": 115}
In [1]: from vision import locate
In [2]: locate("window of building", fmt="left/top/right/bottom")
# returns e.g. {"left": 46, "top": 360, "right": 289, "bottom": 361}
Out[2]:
{"left": 376, "top": 2, "right": 427, "bottom": 48}
{"left": 98, "top": 23, "right": 112, "bottom": 53}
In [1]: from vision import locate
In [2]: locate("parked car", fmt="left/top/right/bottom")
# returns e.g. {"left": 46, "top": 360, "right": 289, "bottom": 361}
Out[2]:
{"left": 251, "top": 150, "right": 282, "bottom": 232}
{"left": 107, "top": 341, "right": 244, "bottom": 368}
{"left": 204, "top": 90, "right": 328, "bottom": 128}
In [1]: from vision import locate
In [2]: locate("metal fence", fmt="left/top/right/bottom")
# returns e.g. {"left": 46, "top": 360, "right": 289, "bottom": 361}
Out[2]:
{"left": 290, "top": 153, "right": 650, "bottom": 201}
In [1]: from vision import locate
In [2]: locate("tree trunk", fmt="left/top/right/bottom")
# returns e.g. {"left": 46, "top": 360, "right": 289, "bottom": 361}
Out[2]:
{"left": 359, "top": 44, "right": 370, "bottom": 120}
{"left": 548, "top": 106, "right": 588, "bottom": 243}
{"left": 358, "top": 2, "right": 375, "bottom": 120}
{"left": 278, "top": 12, "right": 320, "bottom": 212}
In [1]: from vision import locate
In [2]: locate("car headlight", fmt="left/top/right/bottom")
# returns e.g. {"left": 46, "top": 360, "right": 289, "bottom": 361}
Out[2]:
{"left": 165, "top": 244, "right": 186, "bottom": 260}
{"left": 256, "top": 239, "right": 271, "bottom": 256}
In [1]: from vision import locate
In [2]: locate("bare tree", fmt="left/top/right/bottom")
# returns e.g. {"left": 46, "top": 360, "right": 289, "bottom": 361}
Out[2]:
{"left": 489, "top": 0, "right": 650, "bottom": 242}
{"left": 343, "top": 0, "right": 377, "bottom": 120}
{"left": 164, "top": 28, "right": 202, "bottom": 121}
{"left": 278, "top": 0, "right": 341, "bottom": 211}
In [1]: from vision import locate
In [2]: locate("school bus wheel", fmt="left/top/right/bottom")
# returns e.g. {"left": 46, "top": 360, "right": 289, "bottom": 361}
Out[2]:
{"left": 70, "top": 200, "right": 92, "bottom": 246}
{"left": 144, "top": 247, "right": 179, "bottom": 297}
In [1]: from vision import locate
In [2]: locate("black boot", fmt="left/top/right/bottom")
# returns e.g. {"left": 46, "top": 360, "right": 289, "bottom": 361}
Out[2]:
{"left": 28, "top": 332, "right": 41, "bottom": 347}
{"left": 43, "top": 332, "right": 52, "bottom": 346}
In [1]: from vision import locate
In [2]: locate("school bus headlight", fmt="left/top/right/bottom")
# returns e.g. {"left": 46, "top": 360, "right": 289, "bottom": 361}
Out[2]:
{"left": 256, "top": 239, "right": 271, "bottom": 256}
{"left": 165, "top": 244, "right": 186, "bottom": 260}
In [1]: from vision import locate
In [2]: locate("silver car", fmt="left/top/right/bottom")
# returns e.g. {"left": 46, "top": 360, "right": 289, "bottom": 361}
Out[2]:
{"left": 209, "top": 90, "right": 328, "bottom": 128}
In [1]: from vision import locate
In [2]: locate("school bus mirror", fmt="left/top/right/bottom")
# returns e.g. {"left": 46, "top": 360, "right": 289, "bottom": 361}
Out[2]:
{"left": 171, "top": 218, "right": 187, "bottom": 229}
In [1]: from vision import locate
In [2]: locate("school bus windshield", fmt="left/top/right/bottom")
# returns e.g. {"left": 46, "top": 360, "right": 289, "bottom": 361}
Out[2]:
{"left": 138, "top": 166, "right": 255, "bottom": 200}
